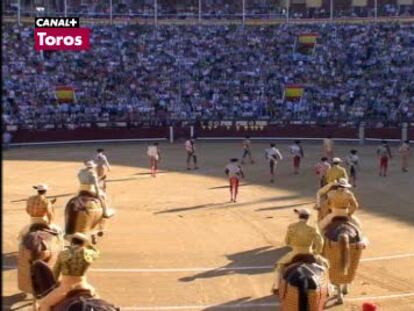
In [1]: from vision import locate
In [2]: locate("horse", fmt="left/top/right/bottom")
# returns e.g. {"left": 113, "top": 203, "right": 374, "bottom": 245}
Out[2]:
{"left": 30, "top": 260, "right": 119, "bottom": 311}
{"left": 17, "top": 223, "right": 63, "bottom": 295}
{"left": 322, "top": 216, "right": 365, "bottom": 304}
{"left": 278, "top": 254, "right": 329, "bottom": 311}
{"left": 64, "top": 191, "right": 106, "bottom": 244}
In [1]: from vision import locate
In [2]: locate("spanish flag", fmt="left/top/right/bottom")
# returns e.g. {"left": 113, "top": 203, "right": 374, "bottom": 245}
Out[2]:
{"left": 284, "top": 84, "right": 304, "bottom": 100}
{"left": 55, "top": 86, "right": 75, "bottom": 103}
{"left": 298, "top": 33, "right": 319, "bottom": 47}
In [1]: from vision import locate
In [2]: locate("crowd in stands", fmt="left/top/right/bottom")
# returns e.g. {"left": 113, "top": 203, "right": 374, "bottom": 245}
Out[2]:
{"left": 2, "top": 22, "right": 414, "bottom": 129}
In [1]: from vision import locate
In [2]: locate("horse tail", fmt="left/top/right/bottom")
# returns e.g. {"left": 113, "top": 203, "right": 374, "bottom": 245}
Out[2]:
{"left": 65, "top": 198, "right": 78, "bottom": 235}
{"left": 298, "top": 268, "right": 309, "bottom": 311}
{"left": 339, "top": 233, "right": 350, "bottom": 275}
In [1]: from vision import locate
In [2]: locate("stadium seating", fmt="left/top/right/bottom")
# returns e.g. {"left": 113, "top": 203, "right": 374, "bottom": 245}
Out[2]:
{"left": 2, "top": 23, "right": 414, "bottom": 129}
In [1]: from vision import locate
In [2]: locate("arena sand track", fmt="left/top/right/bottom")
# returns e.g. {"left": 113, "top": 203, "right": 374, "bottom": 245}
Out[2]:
{"left": 2, "top": 142, "right": 414, "bottom": 310}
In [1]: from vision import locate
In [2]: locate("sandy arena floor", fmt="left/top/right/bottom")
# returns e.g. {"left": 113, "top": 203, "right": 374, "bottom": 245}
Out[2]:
{"left": 2, "top": 141, "right": 414, "bottom": 311}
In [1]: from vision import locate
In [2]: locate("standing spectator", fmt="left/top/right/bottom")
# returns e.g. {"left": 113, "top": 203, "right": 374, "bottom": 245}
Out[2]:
{"left": 398, "top": 140, "right": 411, "bottom": 172}
{"left": 346, "top": 149, "right": 360, "bottom": 187}
{"left": 185, "top": 137, "right": 199, "bottom": 170}
{"left": 265, "top": 143, "right": 283, "bottom": 183}
{"left": 377, "top": 140, "right": 393, "bottom": 177}
{"left": 225, "top": 158, "right": 245, "bottom": 203}
{"left": 147, "top": 143, "right": 161, "bottom": 177}
{"left": 322, "top": 135, "right": 334, "bottom": 161}
{"left": 94, "top": 148, "right": 111, "bottom": 191}
{"left": 241, "top": 136, "right": 255, "bottom": 164}
{"left": 289, "top": 140, "right": 304, "bottom": 175}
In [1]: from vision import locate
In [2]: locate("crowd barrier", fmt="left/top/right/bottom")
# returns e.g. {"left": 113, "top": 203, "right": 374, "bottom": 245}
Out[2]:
{"left": 3, "top": 14, "right": 414, "bottom": 26}
{"left": 7, "top": 124, "right": 413, "bottom": 147}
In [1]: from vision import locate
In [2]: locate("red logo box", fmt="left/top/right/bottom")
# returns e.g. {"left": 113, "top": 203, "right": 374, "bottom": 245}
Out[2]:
{"left": 34, "top": 28, "right": 90, "bottom": 51}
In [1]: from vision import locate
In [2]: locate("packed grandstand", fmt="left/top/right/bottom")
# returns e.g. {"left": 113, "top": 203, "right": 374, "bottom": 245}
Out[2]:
{"left": 3, "top": 21, "right": 414, "bottom": 131}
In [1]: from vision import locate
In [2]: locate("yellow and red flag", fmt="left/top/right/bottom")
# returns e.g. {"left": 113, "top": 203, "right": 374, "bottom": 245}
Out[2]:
{"left": 55, "top": 86, "right": 75, "bottom": 102}
{"left": 284, "top": 84, "right": 304, "bottom": 100}
{"left": 298, "top": 33, "right": 319, "bottom": 46}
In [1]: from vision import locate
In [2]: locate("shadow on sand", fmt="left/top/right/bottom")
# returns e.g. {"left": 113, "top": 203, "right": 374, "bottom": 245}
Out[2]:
{"left": 255, "top": 201, "right": 315, "bottom": 212}
{"left": 2, "top": 293, "right": 32, "bottom": 311}
{"left": 179, "top": 246, "right": 290, "bottom": 282}
{"left": 154, "top": 195, "right": 301, "bottom": 215}
{"left": 208, "top": 183, "right": 251, "bottom": 190}
{"left": 202, "top": 295, "right": 279, "bottom": 310}
{"left": 2, "top": 252, "right": 17, "bottom": 271}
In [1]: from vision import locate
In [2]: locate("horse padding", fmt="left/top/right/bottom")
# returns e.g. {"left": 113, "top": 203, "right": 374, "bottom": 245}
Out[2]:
{"left": 279, "top": 264, "right": 329, "bottom": 311}
{"left": 65, "top": 194, "right": 104, "bottom": 235}
{"left": 17, "top": 231, "right": 62, "bottom": 294}
{"left": 323, "top": 240, "right": 362, "bottom": 284}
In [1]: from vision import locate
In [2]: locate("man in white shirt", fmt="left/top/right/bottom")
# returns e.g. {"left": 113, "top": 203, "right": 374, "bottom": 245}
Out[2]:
{"left": 225, "top": 158, "right": 245, "bottom": 203}
{"left": 265, "top": 143, "right": 283, "bottom": 183}
{"left": 147, "top": 143, "right": 161, "bottom": 177}
{"left": 289, "top": 140, "right": 304, "bottom": 175}
{"left": 185, "top": 137, "right": 199, "bottom": 170}
{"left": 94, "top": 148, "right": 111, "bottom": 191}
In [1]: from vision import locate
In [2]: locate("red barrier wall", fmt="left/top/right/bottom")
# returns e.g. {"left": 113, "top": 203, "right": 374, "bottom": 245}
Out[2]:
{"left": 365, "top": 127, "right": 401, "bottom": 140}
{"left": 195, "top": 125, "right": 359, "bottom": 139}
{"left": 11, "top": 127, "right": 169, "bottom": 143}
{"left": 9, "top": 125, "right": 408, "bottom": 144}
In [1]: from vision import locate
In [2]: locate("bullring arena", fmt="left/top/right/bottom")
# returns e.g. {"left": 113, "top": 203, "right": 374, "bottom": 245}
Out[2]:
{"left": 3, "top": 129, "right": 414, "bottom": 310}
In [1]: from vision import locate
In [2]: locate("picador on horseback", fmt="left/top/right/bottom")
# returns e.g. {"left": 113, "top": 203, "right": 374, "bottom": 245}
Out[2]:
{"left": 315, "top": 178, "right": 368, "bottom": 304}
{"left": 18, "top": 184, "right": 62, "bottom": 241}
{"left": 34, "top": 232, "right": 119, "bottom": 311}
{"left": 64, "top": 161, "right": 115, "bottom": 242}
{"left": 272, "top": 208, "right": 329, "bottom": 295}
{"left": 77, "top": 160, "right": 115, "bottom": 219}
{"left": 318, "top": 178, "right": 361, "bottom": 231}
{"left": 272, "top": 208, "right": 330, "bottom": 310}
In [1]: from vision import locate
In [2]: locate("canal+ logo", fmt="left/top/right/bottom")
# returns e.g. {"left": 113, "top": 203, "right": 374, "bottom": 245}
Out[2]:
{"left": 34, "top": 17, "right": 90, "bottom": 51}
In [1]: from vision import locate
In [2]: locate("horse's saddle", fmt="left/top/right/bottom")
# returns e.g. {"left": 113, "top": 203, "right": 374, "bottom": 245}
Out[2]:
{"left": 283, "top": 255, "right": 326, "bottom": 290}
{"left": 69, "top": 193, "right": 100, "bottom": 213}
{"left": 22, "top": 227, "right": 57, "bottom": 262}
{"left": 324, "top": 216, "right": 361, "bottom": 243}
{"left": 52, "top": 294, "right": 120, "bottom": 311}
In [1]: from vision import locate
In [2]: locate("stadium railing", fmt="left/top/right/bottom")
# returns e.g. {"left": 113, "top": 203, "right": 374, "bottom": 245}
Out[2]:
{"left": 3, "top": 10, "right": 414, "bottom": 25}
